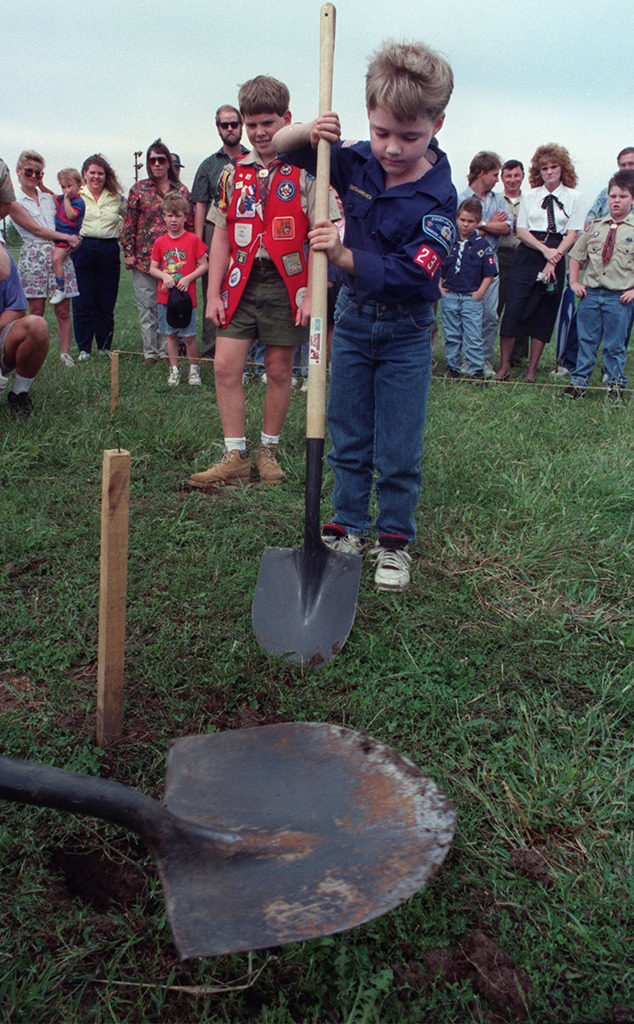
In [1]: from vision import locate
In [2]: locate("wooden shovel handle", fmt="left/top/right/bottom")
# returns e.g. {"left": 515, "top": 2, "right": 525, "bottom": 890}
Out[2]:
{"left": 306, "top": 3, "right": 336, "bottom": 440}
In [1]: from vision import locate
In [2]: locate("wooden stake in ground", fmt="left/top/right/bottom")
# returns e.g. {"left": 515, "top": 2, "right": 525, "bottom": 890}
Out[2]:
{"left": 110, "top": 350, "right": 119, "bottom": 417}
{"left": 96, "top": 448, "right": 130, "bottom": 746}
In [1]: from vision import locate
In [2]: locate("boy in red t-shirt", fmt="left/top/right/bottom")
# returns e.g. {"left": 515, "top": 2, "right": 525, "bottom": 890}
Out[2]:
{"left": 150, "top": 196, "right": 208, "bottom": 386}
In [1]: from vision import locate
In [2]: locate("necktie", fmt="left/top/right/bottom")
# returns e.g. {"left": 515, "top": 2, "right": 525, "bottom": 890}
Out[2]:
{"left": 541, "top": 193, "right": 566, "bottom": 233}
{"left": 256, "top": 159, "right": 281, "bottom": 207}
{"left": 601, "top": 223, "right": 617, "bottom": 266}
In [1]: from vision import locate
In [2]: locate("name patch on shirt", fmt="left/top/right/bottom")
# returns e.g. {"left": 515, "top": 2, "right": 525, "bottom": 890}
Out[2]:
{"left": 413, "top": 244, "right": 441, "bottom": 278}
{"left": 349, "top": 184, "right": 374, "bottom": 201}
{"left": 422, "top": 215, "right": 455, "bottom": 253}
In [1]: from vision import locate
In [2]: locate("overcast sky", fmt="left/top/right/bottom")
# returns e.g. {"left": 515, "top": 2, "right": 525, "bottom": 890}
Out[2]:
{"left": 4, "top": 0, "right": 630, "bottom": 211}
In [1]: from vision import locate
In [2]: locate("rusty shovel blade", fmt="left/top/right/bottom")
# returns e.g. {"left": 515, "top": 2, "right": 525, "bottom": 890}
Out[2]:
{"left": 0, "top": 723, "right": 455, "bottom": 961}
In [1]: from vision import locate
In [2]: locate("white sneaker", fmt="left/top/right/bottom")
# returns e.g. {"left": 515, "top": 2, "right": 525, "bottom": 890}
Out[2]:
{"left": 0, "top": 372, "right": 8, "bottom": 391}
{"left": 242, "top": 371, "right": 250, "bottom": 386}
{"left": 259, "top": 372, "right": 267, "bottom": 384}
{"left": 50, "top": 288, "right": 65, "bottom": 306}
{"left": 300, "top": 377, "right": 309, "bottom": 393}
{"left": 322, "top": 530, "right": 368, "bottom": 556}
{"left": 77, "top": 351, "right": 91, "bottom": 362}
{"left": 60, "top": 353, "right": 75, "bottom": 367}
{"left": 167, "top": 366, "right": 181, "bottom": 387}
{"left": 549, "top": 366, "right": 570, "bottom": 379}
{"left": 371, "top": 544, "right": 412, "bottom": 592}
{"left": 188, "top": 365, "right": 202, "bottom": 386}
{"left": 483, "top": 361, "right": 495, "bottom": 379}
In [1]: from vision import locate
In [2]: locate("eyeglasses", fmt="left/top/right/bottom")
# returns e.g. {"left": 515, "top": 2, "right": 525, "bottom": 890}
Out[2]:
{"left": 218, "top": 121, "right": 240, "bottom": 130}
{"left": 23, "top": 168, "right": 44, "bottom": 179}
{"left": 149, "top": 156, "right": 168, "bottom": 165}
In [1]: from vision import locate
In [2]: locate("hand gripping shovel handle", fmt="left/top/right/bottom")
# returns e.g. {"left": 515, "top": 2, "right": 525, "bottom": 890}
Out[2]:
{"left": 305, "top": 3, "right": 335, "bottom": 551}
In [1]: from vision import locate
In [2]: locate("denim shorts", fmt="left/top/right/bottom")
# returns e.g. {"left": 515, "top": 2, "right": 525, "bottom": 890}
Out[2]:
{"left": 158, "top": 302, "right": 196, "bottom": 338}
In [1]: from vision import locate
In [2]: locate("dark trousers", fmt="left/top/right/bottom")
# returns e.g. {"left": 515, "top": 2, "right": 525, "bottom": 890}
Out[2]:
{"left": 71, "top": 237, "right": 121, "bottom": 353}
{"left": 498, "top": 247, "right": 528, "bottom": 361}
{"left": 200, "top": 222, "right": 216, "bottom": 358}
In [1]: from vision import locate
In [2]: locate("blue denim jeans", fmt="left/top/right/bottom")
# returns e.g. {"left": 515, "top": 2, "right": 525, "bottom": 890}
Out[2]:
{"left": 441, "top": 291, "right": 485, "bottom": 373}
{"left": 571, "top": 288, "right": 630, "bottom": 389}
{"left": 327, "top": 287, "right": 434, "bottom": 543}
{"left": 481, "top": 276, "right": 499, "bottom": 364}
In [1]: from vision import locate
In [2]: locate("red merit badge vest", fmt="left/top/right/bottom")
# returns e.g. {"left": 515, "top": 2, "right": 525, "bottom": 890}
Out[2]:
{"left": 221, "top": 160, "right": 309, "bottom": 325}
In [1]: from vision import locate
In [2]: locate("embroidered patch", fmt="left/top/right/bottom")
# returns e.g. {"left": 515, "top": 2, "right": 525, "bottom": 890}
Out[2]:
{"left": 282, "top": 251, "right": 303, "bottom": 276}
{"left": 413, "top": 245, "right": 441, "bottom": 277}
{"left": 349, "top": 183, "right": 373, "bottom": 200}
{"left": 237, "top": 185, "right": 256, "bottom": 217}
{"left": 221, "top": 289, "right": 229, "bottom": 309}
{"left": 228, "top": 266, "right": 242, "bottom": 288}
{"left": 295, "top": 286, "right": 307, "bottom": 308}
{"left": 272, "top": 216, "right": 295, "bottom": 240}
{"left": 279, "top": 164, "right": 293, "bottom": 175}
{"left": 235, "top": 249, "right": 248, "bottom": 265}
{"left": 235, "top": 223, "right": 253, "bottom": 246}
{"left": 277, "top": 180, "right": 297, "bottom": 201}
{"left": 422, "top": 215, "right": 455, "bottom": 253}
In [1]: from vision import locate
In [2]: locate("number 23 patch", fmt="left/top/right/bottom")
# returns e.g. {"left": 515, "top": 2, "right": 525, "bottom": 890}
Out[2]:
{"left": 413, "top": 244, "right": 440, "bottom": 277}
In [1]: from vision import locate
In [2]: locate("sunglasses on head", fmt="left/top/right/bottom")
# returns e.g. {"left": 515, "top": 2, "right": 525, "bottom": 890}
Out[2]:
{"left": 218, "top": 121, "right": 240, "bottom": 130}
{"left": 23, "top": 168, "right": 44, "bottom": 179}
{"left": 149, "top": 155, "right": 168, "bottom": 165}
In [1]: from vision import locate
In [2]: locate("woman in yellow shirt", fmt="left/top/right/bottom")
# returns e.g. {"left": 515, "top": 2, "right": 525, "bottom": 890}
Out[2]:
{"left": 72, "top": 154, "right": 125, "bottom": 360}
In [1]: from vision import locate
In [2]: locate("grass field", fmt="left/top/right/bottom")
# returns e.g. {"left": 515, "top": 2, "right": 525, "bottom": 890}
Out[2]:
{"left": 0, "top": 257, "right": 632, "bottom": 1023}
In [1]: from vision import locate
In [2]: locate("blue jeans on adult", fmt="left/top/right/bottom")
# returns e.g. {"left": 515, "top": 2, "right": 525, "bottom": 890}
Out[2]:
{"left": 71, "top": 237, "right": 121, "bottom": 354}
{"left": 327, "top": 287, "right": 434, "bottom": 544}
{"left": 571, "top": 288, "right": 630, "bottom": 389}
{"left": 481, "top": 275, "right": 499, "bottom": 365}
{"left": 441, "top": 291, "right": 484, "bottom": 374}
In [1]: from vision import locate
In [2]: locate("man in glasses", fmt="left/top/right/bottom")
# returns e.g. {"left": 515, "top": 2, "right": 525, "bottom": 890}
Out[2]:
{"left": 191, "top": 106, "right": 249, "bottom": 357}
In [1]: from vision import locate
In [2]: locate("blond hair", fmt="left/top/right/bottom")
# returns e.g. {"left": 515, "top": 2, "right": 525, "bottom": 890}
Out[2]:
{"left": 17, "top": 150, "right": 45, "bottom": 170}
{"left": 366, "top": 40, "right": 453, "bottom": 122}
{"left": 238, "top": 76, "right": 290, "bottom": 117}
{"left": 58, "top": 167, "right": 82, "bottom": 186}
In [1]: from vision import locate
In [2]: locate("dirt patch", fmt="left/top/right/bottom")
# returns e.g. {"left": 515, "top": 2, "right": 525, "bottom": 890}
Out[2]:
{"left": 393, "top": 930, "right": 534, "bottom": 1021}
{"left": 51, "top": 846, "right": 147, "bottom": 911}
{"left": 509, "top": 846, "right": 553, "bottom": 886}
{"left": 0, "top": 674, "right": 47, "bottom": 712}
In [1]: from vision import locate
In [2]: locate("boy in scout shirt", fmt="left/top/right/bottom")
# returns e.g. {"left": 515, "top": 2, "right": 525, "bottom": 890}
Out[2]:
{"left": 189, "top": 75, "right": 336, "bottom": 488}
{"left": 562, "top": 171, "right": 634, "bottom": 403}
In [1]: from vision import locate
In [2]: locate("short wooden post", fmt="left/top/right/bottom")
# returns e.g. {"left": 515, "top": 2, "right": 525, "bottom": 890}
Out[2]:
{"left": 110, "top": 350, "right": 119, "bottom": 417}
{"left": 96, "top": 448, "right": 130, "bottom": 746}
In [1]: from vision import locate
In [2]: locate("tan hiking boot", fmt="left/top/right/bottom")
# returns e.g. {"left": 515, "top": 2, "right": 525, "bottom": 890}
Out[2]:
{"left": 188, "top": 448, "right": 251, "bottom": 488}
{"left": 256, "top": 441, "right": 285, "bottom": 484}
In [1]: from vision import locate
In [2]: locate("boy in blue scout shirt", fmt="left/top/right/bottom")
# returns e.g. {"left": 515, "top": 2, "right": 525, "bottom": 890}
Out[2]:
{"left": 439, "top": 197, "right": 498, "bottom": 380}
{"left": 273, "top": 40, "right": 456, "bottom": 592}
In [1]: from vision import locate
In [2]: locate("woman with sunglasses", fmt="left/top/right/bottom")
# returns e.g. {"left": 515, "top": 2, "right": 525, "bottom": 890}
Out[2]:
{"left": 11, "top": 150, "right": 81, "bottom": 366}
{"left": 120, "top": 139, "right": 193, "bottom": 364}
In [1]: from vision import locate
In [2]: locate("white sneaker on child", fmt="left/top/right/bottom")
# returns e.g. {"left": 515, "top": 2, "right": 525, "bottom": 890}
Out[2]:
{"left": 167, "top": 366, "right": 181, "bottom": 387}
{"left": 188, "top": 365, "right": 202, "bottom": 386}
{"left": 50, "top": 289, "right": 65, "bottom": 306}
{"left": 60, "top": 353, "right": 75, "bottom": 367}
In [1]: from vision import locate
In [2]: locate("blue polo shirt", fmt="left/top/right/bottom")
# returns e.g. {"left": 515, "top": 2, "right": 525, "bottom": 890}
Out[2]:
{"left": 441, "top": 231, "right": 498, "bottom": 293}
{"left": 284, "top": 139, "right": 457, "bottom": 306}
{"left": 0, "top": 250, "right": 27, "bottom": 313}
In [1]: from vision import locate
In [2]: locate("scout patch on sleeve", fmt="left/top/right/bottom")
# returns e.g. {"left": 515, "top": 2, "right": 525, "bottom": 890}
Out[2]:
{"left": 272, "top": 216, "right": 295, "bottom": 240}
{"left": 282, "top": 251, "right": 303, "bottom": 276}
{"left": 413, "top": 244, "right": 441, "bottom": 278}
{"left": 422, "top": 215, "right": 455, "bottom": 253}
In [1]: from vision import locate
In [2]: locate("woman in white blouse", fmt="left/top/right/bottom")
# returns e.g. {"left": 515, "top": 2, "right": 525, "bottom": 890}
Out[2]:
{"left": 496, "top": 144, "right": 584, "bottom": 382}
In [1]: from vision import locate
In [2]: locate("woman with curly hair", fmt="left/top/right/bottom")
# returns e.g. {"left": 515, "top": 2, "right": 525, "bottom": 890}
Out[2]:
{"left": 120, "top": 139, "right": 192, "bottom": 364}
{"left": 496, "top": 144, "right": 584, "bottom": 382}
{"left": 72, "top": 154, "right": 126, "bottom": 359}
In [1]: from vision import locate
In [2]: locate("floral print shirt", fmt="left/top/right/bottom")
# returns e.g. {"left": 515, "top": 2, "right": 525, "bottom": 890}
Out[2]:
{"left": 120, "top": 177, "right": 193, "bottom": 272}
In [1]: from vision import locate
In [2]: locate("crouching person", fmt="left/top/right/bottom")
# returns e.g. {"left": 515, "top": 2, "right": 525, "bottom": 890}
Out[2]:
{"left": 0, "top": 245, "right": 49, "bottom": 417}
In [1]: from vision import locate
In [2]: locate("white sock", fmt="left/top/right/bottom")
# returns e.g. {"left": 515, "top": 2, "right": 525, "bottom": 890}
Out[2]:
{"left": 224, "top": 437, "right": 247, "bottom": 452}
{"left": 261, "top": 432, "right": 280, "bottom": 446}
{"left": 12, "top": 374, "right": 34, "bottom": 395}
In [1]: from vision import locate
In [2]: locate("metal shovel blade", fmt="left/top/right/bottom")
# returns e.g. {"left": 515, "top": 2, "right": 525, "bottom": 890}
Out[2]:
{"left": 252, "top": 542, "right": 362, "bottom": 666}
{"left": 159, "top": 723, "right": 455, "bottom": 959}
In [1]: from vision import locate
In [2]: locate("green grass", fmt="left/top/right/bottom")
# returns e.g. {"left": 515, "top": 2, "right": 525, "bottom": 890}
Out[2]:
{"left": 0, "top": 258, "right": 632, "bottom": 1022}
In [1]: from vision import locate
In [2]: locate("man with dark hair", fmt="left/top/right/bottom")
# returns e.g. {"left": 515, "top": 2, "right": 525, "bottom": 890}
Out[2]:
{"left": 191, "top": 106, "right": 249, "bottom": 356}
{"left": 458, "top": 151, "right": 510, "bottom": 375}
{"left": 585, "top": 147, "right": 634, "bottom": 227}
{"left": 498, "top": 159, "right": 528, "bottom": 363}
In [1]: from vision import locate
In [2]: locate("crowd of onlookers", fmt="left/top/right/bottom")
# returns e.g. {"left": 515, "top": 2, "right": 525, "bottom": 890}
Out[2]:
{"left": 2, "top": 42, "right": 633, "bottom": 594}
